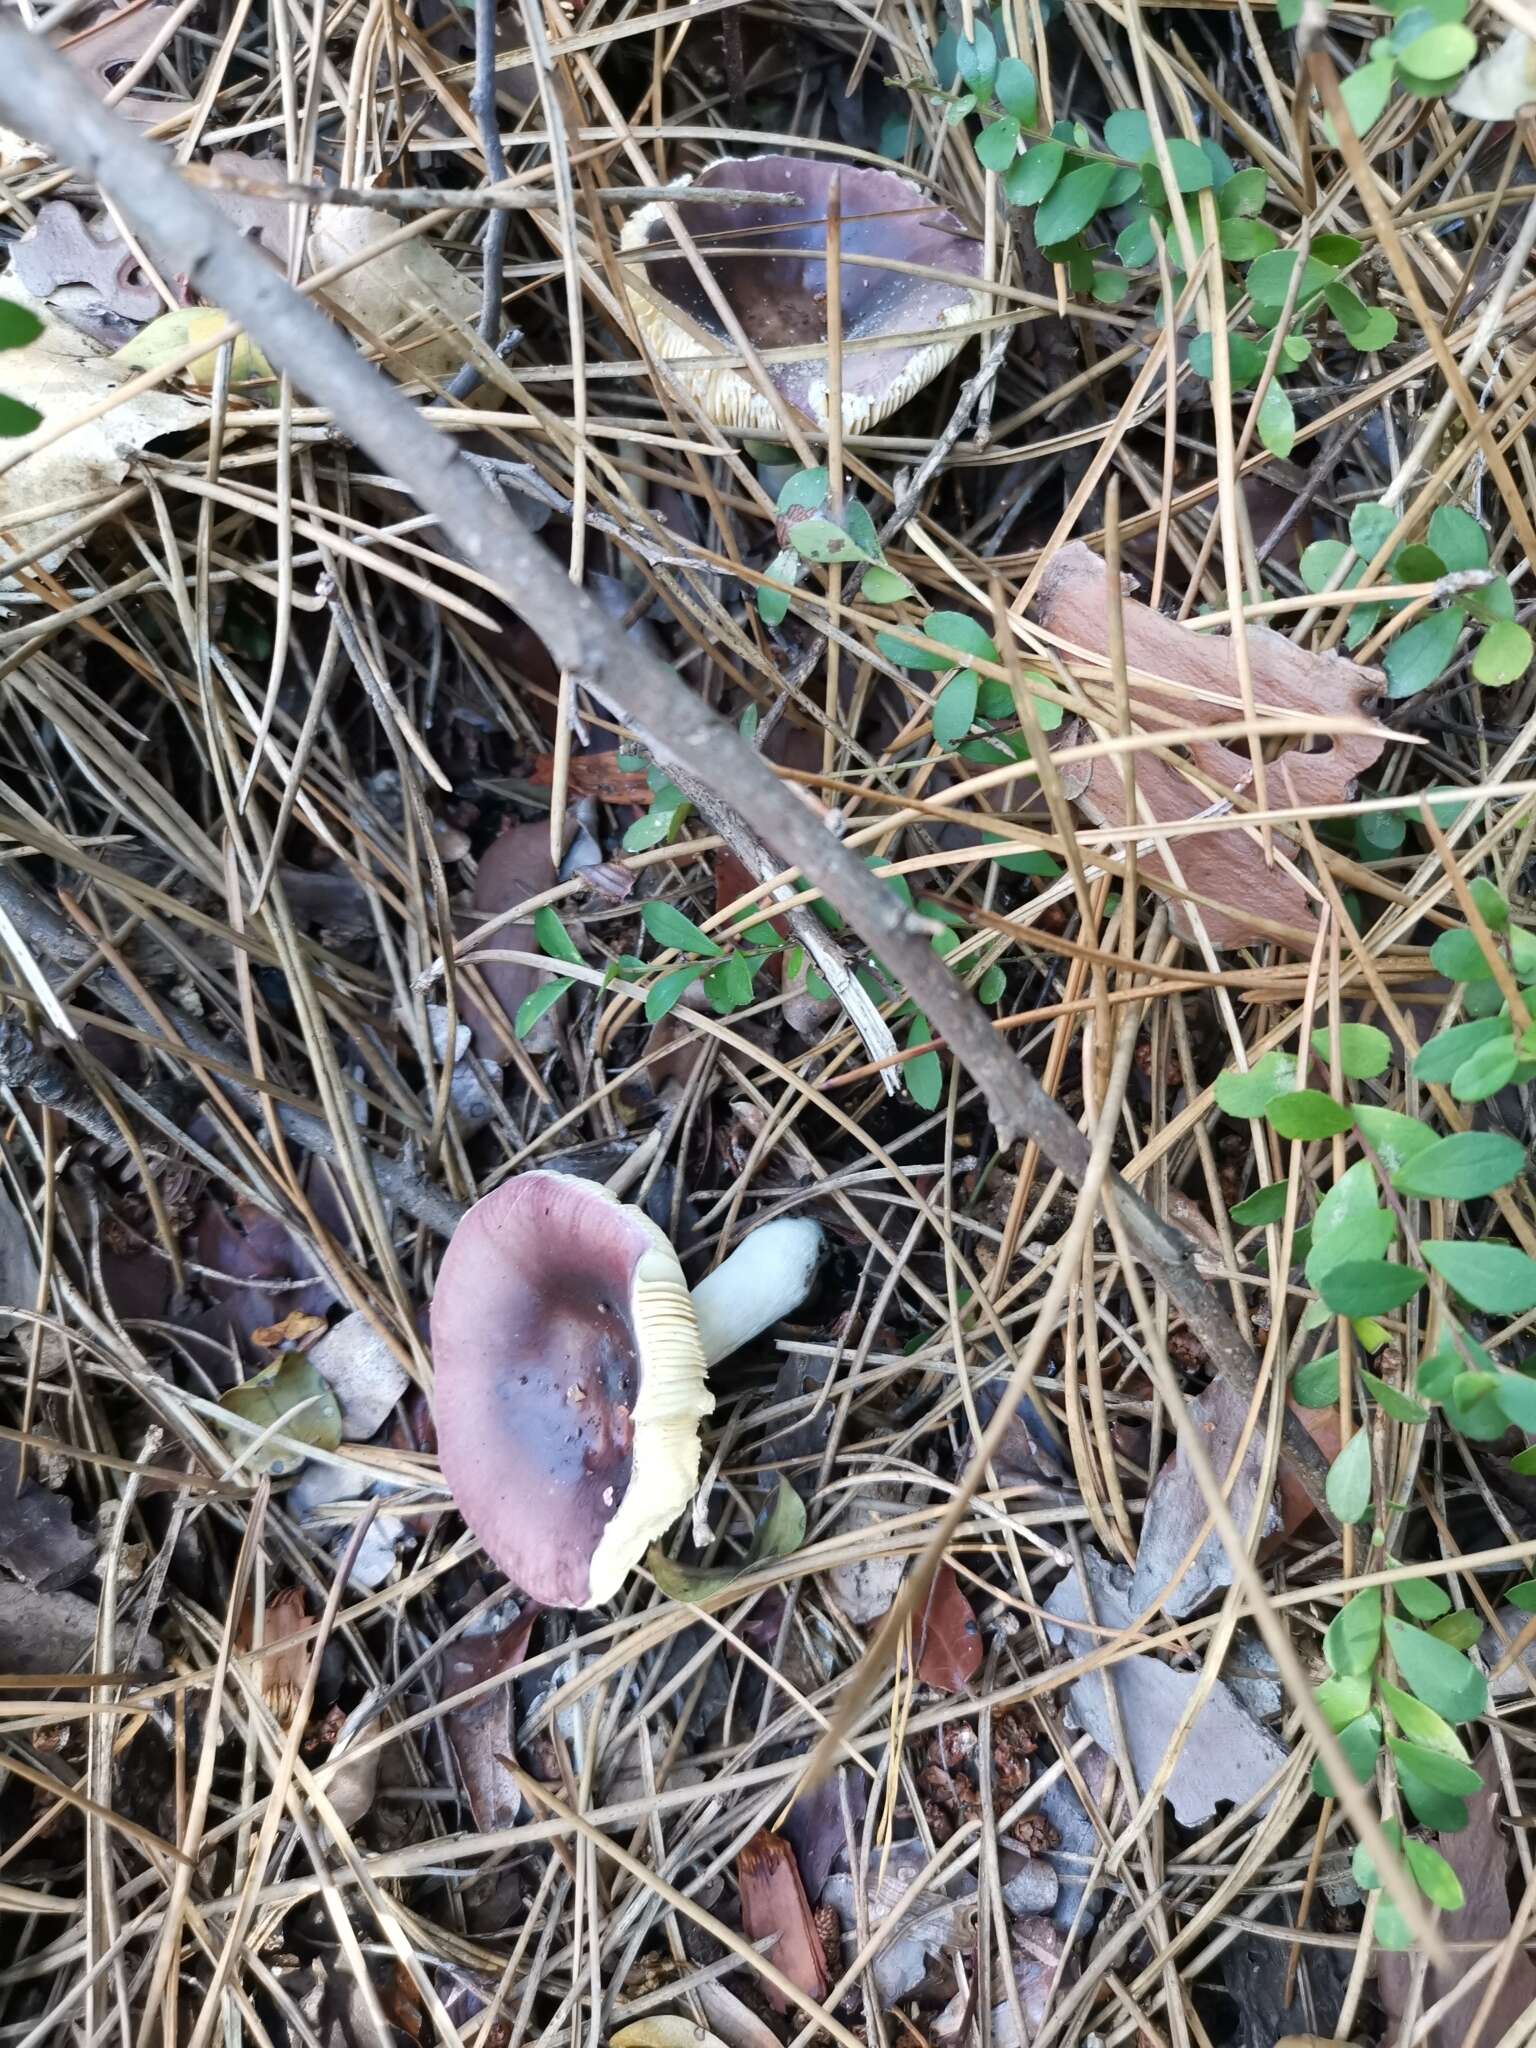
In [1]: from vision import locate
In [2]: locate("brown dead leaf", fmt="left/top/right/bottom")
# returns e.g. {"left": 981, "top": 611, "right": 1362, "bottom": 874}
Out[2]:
{"left": 250, "top": 1310, "right": 328, "bottom": 1352}
{"left": 1276, "top": 1402, "right": 1342, "bottom": 1540}
{"left": 913, "top": 1562, "right": 983, "bottom": 1692}
{"left": 307, "top": 207, "right": 483, "bottom": 387}
{"left": 1129, "top": 1378, "right": 1279, "bottom": 1619}
{"left": 1031, "top": 542, "right": 1387, "bottom": 948}
{"left": 238, "top": 1588, "right": 310, "bottom": 1729}
{"left": 458, "top": 819, "right": 559, "bottom": 1057}
{"left": 736, "top": 1830, "right": 828, "bottom": 2012}
{"left": 442, "top": 1600, "right": 540, "bottom": 1832}
{"left": 1379, "top": 1746, "right": 1536, "bottom": 2047}
{"left": 528, "top": 751, "right": 652, "bottom": 805}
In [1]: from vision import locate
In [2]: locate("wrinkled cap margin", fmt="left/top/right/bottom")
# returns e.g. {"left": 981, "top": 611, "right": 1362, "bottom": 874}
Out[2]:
{"left": 619, "top": 155, "right": 985, "bottom": 432}
{"left": 431, "top": 1172, "right": 712, "bottom": 1608}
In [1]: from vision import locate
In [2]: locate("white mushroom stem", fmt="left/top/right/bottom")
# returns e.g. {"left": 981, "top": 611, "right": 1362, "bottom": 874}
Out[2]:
{"left": 690, "top": 1217, "right": 824, "bottom": 1367}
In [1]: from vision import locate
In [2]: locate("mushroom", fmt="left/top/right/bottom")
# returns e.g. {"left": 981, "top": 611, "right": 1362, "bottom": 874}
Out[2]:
{"left": 619, "top": 156, "right": 985, "bottom": 433}
{"left": 431, "top": 1172, "right": 822, "bottom": 1607}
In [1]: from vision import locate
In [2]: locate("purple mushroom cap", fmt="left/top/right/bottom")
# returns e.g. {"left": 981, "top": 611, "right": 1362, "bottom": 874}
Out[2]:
{"left": 431, "top": 1172, "right": 711, "bottom": 1608}
{"left": 620, "top": 156, "right": 985, "bottom": 431}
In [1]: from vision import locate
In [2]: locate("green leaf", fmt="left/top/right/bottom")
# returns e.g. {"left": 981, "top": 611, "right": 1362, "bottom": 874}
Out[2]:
{"left": 1388, "top": 1737, "right": 1485, "bottom": 1794}
{"left": 994, "top": 56, "right": 1038, "bottom": 123}
{"left": 1429, "top": 1608, "right": 1484, "bottom": 1650}
{"left": 1006, "top": 141, "right": 1066, "bottom": 207}
{"left": 1090, "top": 266, "right": 1131, "bottom": 305}
{"left": 1428, "top": 504, "right": 1489, "bottom": 572}
{"left": 1232, "top": 1180, "right": 1289, "bottom": 1226}
{"left": 1352, "top": 501, "right": 1398, "bottom": 561}
{"left": 1468, "top": 877, "right": 1510, "bottom": 929}
{"left": 1104, "top": 107, "right": 1152, "bottom": 158}
{"left": 1312, "top": 1708, "right": 1380, "bottom": 1795}
{"left": 644, "top": 961, "right": 713, "bottom": 1022}
{"left": 0, "top": 393, "right": 40, "bottom": 437}
{"left": 1313, "top": 232, "right": 1364, "bottom": 266}
{"left": 1267, "top": 1090, "right": 1354, "bottom": 1140}
{"left": 703, "top": 951, "right": 756, "bottom": 1014}
{"left": 1468, "top": 574, "right": 1516, "bottom": 626}
{"left": 905, "top": 1012, "right": 943, "bottom": 1111}
{"left": 954, "top": 20, "right": 998, "bottom": 95}
{"left": 1395, "top": 1757, "right": 1469, "bottom": 1832}
{"left": 1356, "top": 806, "right": 1407, "bottom": 858}
{"left": 1256, "top": 378, "right": 1295, "bottom": 458}
{"left": 1034, "top": 159, "right": 1117, "bottom": 244}
{"left": 1385, "top": 1615, "right": 1489, "bottom": 1723}
{"left": 1385, "top": 608, "right": 1467, "bottom": 698}
{"left": 533, "top": 906, "right": 582, "bottom": 966}
{"left": 776, "top": 467, "right": 830, "bottom": 513}
{"left": 757, "top": 549, "right": 797, "bottom": 626}
{"left": 1247, "top": 248, "right": 1335, "bottom": 310}
{"left": 1452, "top": 1033, "right": 1519, "bottom": 1103}
{"left": 1392, "top": 1131, "right": 1526, "bottom": 1200}
{"left": 1430, "top": 927, "right": 1499, "bottom": 982}
{"left": 1406, "top": 1839, "right": 1466, "bottom": 1912}
{"left": 1324, "top": 1586, "right": 1383, "bottom": 1677}
{"left": 218, "top": 1353, "right": 343, "bottom": 1476}
{"left": 1352, "top": 1817, "right": 1406, "bottom": 1890}
{"left": 1494, "top": 1368, "right": 1536, "bottom": 1432}
{"left": 925, "top": 610, "right": 998, "bottom": 664}
{"left": 1293, "top": 1351, "right": 1342, "bottom": 1406}
{"left": 1116, "top": 208, "right": 1158, "bottom": 266}
{"left": 1398, "top": 20, "right": 1476, "bottom": 76}
{"left": 640, "top": 899, "right": 725, "bottom": 957}
{"left": 789, "top": 516, "right": 870, "bottom": 565}
{"left": 1310, "top": 1021, "right": 1392, "bottom": 1078}
{"left": 977, "top": 963, "right": 1005, "bottom": 1005}
{"left": 862, "top": 564, "right": 914, "bottom": 605}
{"left": 1506, "top": 1579, "right": 1536, "bottom": 1612}
{"left": 1422, "top": 1240, "right": 1536, "bottom": 1314}
{"left": 1187, "top": 330, "right": 1269, "bottom": 388}
{"left": 1215, "top": 1050, "right": 1296, "bottom": 1117}
{"left": 1326, "top": 1429, "right": 1373, "bottom": 1523}
{"left": 1310, "top": 1223, "right": 1399, "bottom": 1304}
{"left": 975, "top": 115, "right": 1022, "bottom": 171}
{"left": 1219, "top": 167, "right": 1269, "bottom": 218}
{"left": 1300, "top": 539, "right": 1352, "bottom": 594}
{"left": 1397, "top": 1576, "right": 1452, "bottom": 1620}
{"left": 514, "top": 976, "right": 572, "bottom": 1038}
{"left": 1160, "top": 137, "right": 1215, "bottom": 192}
{"left": 1473, "top": 620, "right": 1532, "bottom": 686}
{"left": 1361, "top": 1369, "right": 1430, "bottom": 1423}
{"left": 932, "top": 670, "right": 980, "bottom": 747}
{"left": 1329, "top": 54, "right": 1395, "bottom": 139}
{"left": 648, "top": 1475, "right": 808, "bottom": 1600}
{"left": 0, "top": 301, "right": 43, "bottom": 351}
{"left": 1218, "top": 217, "right": 1280, "bottom": 261}
{"left": 1318, "top": 1670, "right": 1373, "bottom": 1731}
{"left": 1413, "top": 1016, "right": 1509, "bottom": 1082}
{"left": 1380, "top": 1677, "right": 1469, "bottom": 1757}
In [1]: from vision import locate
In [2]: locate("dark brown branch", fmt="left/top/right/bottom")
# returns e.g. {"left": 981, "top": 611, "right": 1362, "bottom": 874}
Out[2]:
{"left": 0, "top": 24, "right": 1330, "bottom": 1516}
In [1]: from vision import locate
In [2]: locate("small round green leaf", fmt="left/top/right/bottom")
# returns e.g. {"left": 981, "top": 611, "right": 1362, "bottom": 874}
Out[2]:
{"left": 1385, "top": 607, "right": 1467, "bottom": 698}
{"left": 1034, "top": 159, "right": 1117, "bottom": 244}
{"left": 1309, "top": 1021, "right": 1392, "bottom": 1079}
{"left": 1392, "top": 1130, "right": 1526, "bottom": 1200}
{"left": 1472, "top": 619, "right": 1533, "bottom": 686}
{"left": 1326, "top": 1429, "right": 1373, "bottom": 1523}
{"left": 1267, "top": 1089, "right": 1355, "bottom": 1140}
{"left": 1397, "top": 20, "right": 1477, "bottom": 77}
{"left": 1422, "top": 1239, "right": 1536, "bottom": 1314}
{"left": 1385, "top": 1614, "right": 1490, "bottom": 1723}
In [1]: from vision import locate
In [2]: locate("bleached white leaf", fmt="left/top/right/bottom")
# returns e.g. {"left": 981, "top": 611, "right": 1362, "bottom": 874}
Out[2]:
{"left": 1449, "top": 30, "right": 1536, "bottom": 118}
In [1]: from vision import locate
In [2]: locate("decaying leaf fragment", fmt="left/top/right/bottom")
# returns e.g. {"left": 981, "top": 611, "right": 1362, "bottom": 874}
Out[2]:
{"left": 307, "top": 207, "right": 483, "bottom": 388}
{"left": 0, "top": 285, "right": 201, "bottom": 574}
{"left": 218, "top": 1352, "right": 344, "bottom": 1475}
{"left": 1030, "top": 542, "right": 1387, "bottom": 947}
{"left": 736, "top": 1829, "right": 828, "bottom": 2011}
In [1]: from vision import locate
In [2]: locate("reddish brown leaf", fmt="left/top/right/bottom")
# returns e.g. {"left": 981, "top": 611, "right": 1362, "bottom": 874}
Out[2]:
{"left": 250, "top": 1310, "right": 328, "bottom": 1351}
{"left": 442, "top": 1601, "right": 540, "bottom": 1832}
{"left": 528, "top": 751, "right": 652, "bottom": 805}
{"left": 1275, "top": 1402, "right": 1341, "bottom": 1540}
{"left": 913, "top": 1563, "right": 983, "bottom": 1692}
{"left": 238, "top": 1588, "right": 310, "bottom": 1729}
{"left": 735, "top": 1830, "right": 828, "bottom": 2011}
{"left": 457, "top": 820, "right": 558, "bottom": 1057}
{"left": 1031, "top": 542, "right": 1386, "bottom": 949}
{"left": 1379, "top": 1746, "right": 1536, "bottom": 2046}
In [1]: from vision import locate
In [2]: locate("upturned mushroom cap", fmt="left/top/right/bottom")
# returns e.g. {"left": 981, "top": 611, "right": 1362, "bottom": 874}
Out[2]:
{"left": 619, "top": 156, "right": 985, "bottom": 433}
{"left": 431, "top": 1172, "right": 711, "bottom": 1608}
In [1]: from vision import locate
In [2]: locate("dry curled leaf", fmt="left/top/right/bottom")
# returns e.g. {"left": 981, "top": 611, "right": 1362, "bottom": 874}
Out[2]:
{"left": 0, "top": 1442, "right": 94, "bottom": 1591}
{"left": 736, "top": 1830, "right": 828, "bottom": 2011}
{"left": 238, "top": 1587, "right": 310, "bottom": 1728}
{"left": 0, "top": 285, "right": 202, "bottom": 576}
{"left": 1031, "top": 542, "right": 1387, "bottom": 947}
{"left": 11, "top": 201, "right": 163, "bottom": 345}
{"left": 442, "top": 1599, "right": 539, "bottom": 1833}
{"left": 115, "top": 306, "right": 273, "bottom": 386}
{"left": 1129, "top": 1378, "right": 1279, "bottom": 1619}
{"left": 250, "top": 1310, "right": 328, "bottom": 1352}
{"left": 307, "top": 206, "right": 483, "bottom": 387}
{"left": 611, "top": 2023, "right": 730, "bottom": 2048}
